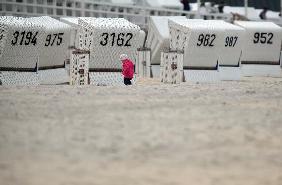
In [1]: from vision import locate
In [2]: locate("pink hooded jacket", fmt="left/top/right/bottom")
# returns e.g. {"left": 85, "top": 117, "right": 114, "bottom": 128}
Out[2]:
{"left": 122, "top": 59, "right": 134, "bottom": 79}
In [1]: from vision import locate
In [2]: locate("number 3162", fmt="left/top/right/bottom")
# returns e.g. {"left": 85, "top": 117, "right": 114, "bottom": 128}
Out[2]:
{"left": 100, "top": 33, "right": 133, "bottom": 47}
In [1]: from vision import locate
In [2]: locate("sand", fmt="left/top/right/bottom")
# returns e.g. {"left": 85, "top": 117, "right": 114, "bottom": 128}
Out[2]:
{"left": 0, "top": 77, "right": 282, "bottom": 185}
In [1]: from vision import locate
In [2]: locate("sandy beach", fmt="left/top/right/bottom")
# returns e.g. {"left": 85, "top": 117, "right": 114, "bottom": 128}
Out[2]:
{"left": 0, "top": 77, "right": 282, "bottom": 185}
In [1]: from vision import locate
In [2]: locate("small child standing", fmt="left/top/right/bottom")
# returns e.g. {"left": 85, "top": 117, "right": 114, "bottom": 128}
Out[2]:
{"left": 120, "top": 54, "right": 134, "bottom": 85}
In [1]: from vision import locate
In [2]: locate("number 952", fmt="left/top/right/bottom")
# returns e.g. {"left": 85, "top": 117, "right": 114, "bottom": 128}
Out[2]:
{"left": 253, "top": 32, "right": 273, "bottom": 44}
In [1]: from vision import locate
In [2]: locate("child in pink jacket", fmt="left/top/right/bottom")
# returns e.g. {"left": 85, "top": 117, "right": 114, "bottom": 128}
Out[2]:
{"left": 120, "top": 54, "right": 134, "bottom": 85}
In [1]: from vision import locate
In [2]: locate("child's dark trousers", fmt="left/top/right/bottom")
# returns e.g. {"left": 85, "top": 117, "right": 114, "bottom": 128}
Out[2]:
{"left": 124, "top": 78, "right": 132, "bottom": 85}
